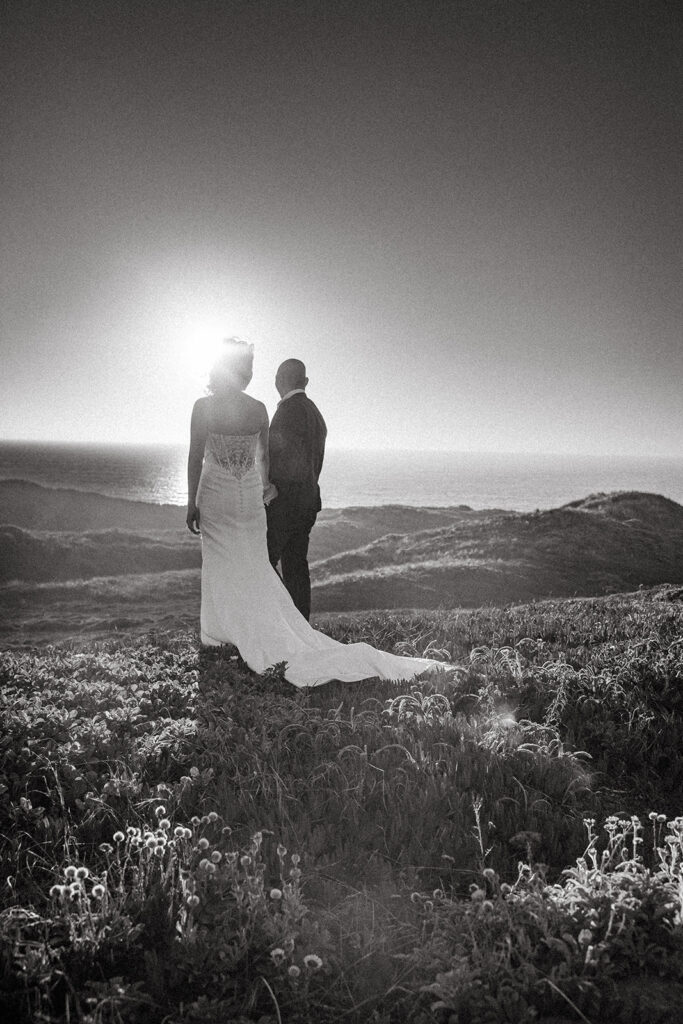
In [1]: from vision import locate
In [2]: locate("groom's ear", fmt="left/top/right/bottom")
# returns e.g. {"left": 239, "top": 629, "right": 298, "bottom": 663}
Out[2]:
{"left": 304, "top": 377, "right": 309, "bottom": 388}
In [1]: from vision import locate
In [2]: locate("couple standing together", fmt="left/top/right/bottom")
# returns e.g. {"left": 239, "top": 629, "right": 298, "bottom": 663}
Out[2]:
{"left": 187, "top": 338, "right": 445, "bottom": 688}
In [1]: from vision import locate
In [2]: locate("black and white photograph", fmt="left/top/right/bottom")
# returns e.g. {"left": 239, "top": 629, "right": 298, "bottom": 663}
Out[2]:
{"left": 1, "top": 1, "right": 682, "bottom": 1020}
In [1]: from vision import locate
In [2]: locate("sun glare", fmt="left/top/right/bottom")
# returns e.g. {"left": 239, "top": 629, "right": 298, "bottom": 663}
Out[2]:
{"left": 176, "top": 320, "right": 231, "bottom": 387}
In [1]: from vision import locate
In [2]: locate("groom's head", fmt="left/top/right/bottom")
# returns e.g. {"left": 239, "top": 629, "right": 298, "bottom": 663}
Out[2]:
{"left": 275, "top": 359, "right": 308, "bottom": 398}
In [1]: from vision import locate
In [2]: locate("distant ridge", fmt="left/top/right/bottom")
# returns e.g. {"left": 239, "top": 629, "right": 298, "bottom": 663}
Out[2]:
{"left": 311, "top": 491, "right": 683, "bottom": 610}
{"left": 0, "top": 480, "right": 681, "bottom": 612}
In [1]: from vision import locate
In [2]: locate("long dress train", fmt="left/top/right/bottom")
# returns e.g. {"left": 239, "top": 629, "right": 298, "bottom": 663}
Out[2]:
{"left": 196, "top": 432, "right": 444, "bottom": 688}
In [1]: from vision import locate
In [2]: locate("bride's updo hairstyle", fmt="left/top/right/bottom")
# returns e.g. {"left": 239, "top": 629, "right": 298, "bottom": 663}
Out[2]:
{"left": 208, "top": 337, "right": 254, "bottom": 394}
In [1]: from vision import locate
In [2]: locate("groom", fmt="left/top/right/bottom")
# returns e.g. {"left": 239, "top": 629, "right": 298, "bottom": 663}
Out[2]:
{"left": 266, "top": 359, "right": 327, "bottom": 621}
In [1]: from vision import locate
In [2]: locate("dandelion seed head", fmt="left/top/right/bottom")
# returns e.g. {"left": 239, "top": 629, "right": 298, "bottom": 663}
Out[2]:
{"left": 208, "top": 811, "right": 218, "bottom": 823}
{"left": 270, "top": 948, "right": 285, "bottom": 965}
{"left": 174, "top": 826, "right": 185, "bottom": 838}
{"left": 91, "top": 884, "right": 105, "bottom": 899}
{"left": 187, "top": 894, "right": 200, "bottom": 907}
{"left": 211, "top": 850, "right": 222, "bottom": 863}
{"left": 291, "top": 853, "right": 300, "bottom": 865}
{"left": 113, "top": 832, "right": 125, "bottom": 843}
{"left": 159, "top": 819, "right": 171, "bottom": 830}
{"left": 303, "top": 954, "right": 323, "bottom": 970}
{"left": 270, "top": 888, "right": 283, "bottom": 900}
{"left": 65, "top": 866, "right": 77, "bottom": 879}
{"left": 288, "top": 965, "right": 300, "bottom": 979}
{"left": 155, "top": 805, "right": 167, "bottom": 818}
{"left": 198, "top": 838, "right": 210, "bottom": 850}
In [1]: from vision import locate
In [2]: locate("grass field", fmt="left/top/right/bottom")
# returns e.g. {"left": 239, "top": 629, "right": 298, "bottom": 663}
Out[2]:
{"left": 1, "top": 587, "right": 682, "bottom": 1022}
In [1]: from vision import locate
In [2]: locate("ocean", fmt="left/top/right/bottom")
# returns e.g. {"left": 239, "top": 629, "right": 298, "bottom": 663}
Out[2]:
{"left": 1, "top": 441, "right": 682, "bottom": 512}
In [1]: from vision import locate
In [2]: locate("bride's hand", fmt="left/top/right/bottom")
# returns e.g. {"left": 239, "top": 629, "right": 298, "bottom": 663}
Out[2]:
{"left": 263, "top": 482, "right": 278, "bottom": 506}
{"left": 186, "top": 503, "right": 201, "bottom": 534}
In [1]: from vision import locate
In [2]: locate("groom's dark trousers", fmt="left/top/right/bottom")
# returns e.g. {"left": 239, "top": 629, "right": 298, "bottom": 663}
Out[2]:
{"left": 266, "top": 392, "right": 327, "bottom": 621}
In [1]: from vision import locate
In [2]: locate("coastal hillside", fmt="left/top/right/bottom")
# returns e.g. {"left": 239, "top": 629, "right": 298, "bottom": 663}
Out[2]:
{"left": 0, "top": 482, "right": 681, "bottom": 636}
{"left": 311, "top": 491, "right": 683, "bottom": 610}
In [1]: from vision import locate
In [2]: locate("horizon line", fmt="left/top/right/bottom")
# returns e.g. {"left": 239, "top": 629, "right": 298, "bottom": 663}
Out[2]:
{"left": 0, "top": 436, "right": 681, "bottom": 461}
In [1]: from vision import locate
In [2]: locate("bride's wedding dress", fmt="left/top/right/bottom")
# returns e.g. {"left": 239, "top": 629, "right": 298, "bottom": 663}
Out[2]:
{"left": 197, "top": 432, "right": 444, "bottom": 687}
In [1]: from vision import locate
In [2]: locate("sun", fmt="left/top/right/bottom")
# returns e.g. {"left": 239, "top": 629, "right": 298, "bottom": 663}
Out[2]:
{"left": 175, "top": 319, "right": 228, "bottom": 385}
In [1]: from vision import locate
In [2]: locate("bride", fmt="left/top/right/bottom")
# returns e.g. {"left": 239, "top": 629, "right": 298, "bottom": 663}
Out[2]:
{"left": 186, "top": 338, "right": 446, "bottom": 688}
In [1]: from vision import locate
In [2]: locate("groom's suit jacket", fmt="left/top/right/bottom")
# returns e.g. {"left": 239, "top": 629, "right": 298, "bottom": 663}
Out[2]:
{"left": 268, "top": 392, "right": 327, "bottom": 514}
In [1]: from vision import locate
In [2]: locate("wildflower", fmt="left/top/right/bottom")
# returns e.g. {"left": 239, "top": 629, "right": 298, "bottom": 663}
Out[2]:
{"left": 410, "top": 892, "right": 421, "bottom": 903}
{"left": 270, "top": 888, "right": 283, "bottom": 900}
{"left": 277, "top": 844, "right": 287, "bottom": 858}
{"left": 211, "top": 850, "right": 222, "bottom": 863}
{"left": 198, "top": 837, "right": 210, "bottom": 850}
{"left": 303, "top": 954, "right": 323, "bottom": 970}
{"left": 65, "top": 866, "right": 77, "bottom": 880}
{"left": 578, "top": 929, "right": 593, "bottom": 946}
{"left": 187, "top": 894, "right": 200, "bottom": 908}
{"left": 480, "top": 900, "right": 494, "bottom": 913}
{"left": 240, "top": 855, "right": 251, "bottom": 867}
{"left": 159, "top": 819, "right": 171, "bottom": 831}
{"left": 49, "top": 885, "right": 65, "bottom": 898}
{"left": 270, "top": 948, "right": 286, "bottom": 965}
{"left": 191, "top": 816, "right": 201, "bottom": 826}
{"left": 432, "top": 888, "right": 444, "bottom": 899}
{"left": 174, "top": 826, "right": 185, "bottom": 838}
{"left": 155, "top": 805, "right": 167, "bottom": 818}
{"left": 482, "top": 868, "right": 497, "bottom": 882}
{"left": 284, "top": 937, "right": 295, "bottom": 954}
{"left": 658, "top": 814, "right": 668, "bottom": 823}
{"left": 199, "top": 859, "right": 216, "bottom": 874}
{"left": 288, "top": 965, "right": 301, "bottom": 979}
{"left": 500, "top": 883, "right": 512, "bottom": 896}
{"left": 648, "top": 811, "right": 658, "bottom": 820}
{"left": 200, "top": 815, "right": 210, "bottom": 825}
{"left": 222, "top": 825, "right": 232, "bottom": 836}
{"left": 69, "top": 882, "right": 81, "bottom": 898}
{"left": 113, "top": 831, "right": 125, "bottom": 843}
{"left": 291, "top": 853, "right": 300, "bottom": 865}
{"left": 99, "top": 843, "right": 114, "bottom": 854}
{"left": 289, "top": 867, "right": 301, "bottom": 880}
{"left": 126, "top": 826, "right": 138, "bottom": 837}
{"left": 424, "top": 900, "right": 434, "bottom": 912}
{"left": 470, "top": 887, "right": 485, "bottom": 902}
{"left": 91, "top": 884, "right": 105, "bottom": 899}
{"left": 156, "top": 836, "right": 166, "bottom": 846}
{"left": 183, "top": 827, "right": 193, "bottom": 839}
{"left": 145, "top": 837, "right": 156, "bottom": 849}
{"left": 208, "top": 811, "right": 219, "bottom": 823}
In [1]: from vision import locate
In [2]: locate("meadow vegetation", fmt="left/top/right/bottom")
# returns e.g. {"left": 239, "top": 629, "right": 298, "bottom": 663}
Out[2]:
{"left": 1, "top": 587, "right": 682, "bottom": 1022}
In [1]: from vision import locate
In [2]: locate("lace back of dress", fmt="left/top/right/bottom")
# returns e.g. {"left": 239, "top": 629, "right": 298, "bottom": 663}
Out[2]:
{"left": 206, "top": 433, "right": 258, "bottom": 479}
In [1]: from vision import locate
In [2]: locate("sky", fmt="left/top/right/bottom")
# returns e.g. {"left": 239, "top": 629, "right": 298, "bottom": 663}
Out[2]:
{"left": 1, "top": 0, "right": 681, "bottom": 454}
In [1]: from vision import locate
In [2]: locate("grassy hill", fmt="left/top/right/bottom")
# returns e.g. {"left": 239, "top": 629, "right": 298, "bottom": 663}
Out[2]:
{"left": 312, "top": 492, "right": 683, "bottom": 609}
{"left": 1, "top": 483, "right": 682, "bottom": 631}
{"left": 1, "top": 589, "right": 683, "bottom": 1023}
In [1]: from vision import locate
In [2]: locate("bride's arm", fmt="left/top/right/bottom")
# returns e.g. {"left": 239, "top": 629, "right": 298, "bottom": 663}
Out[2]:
{"left": 257, "top": 406, "right": 278, "bottom": 505}
{"left": 186, "top": 399, "right": 207, "bottom": 534}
